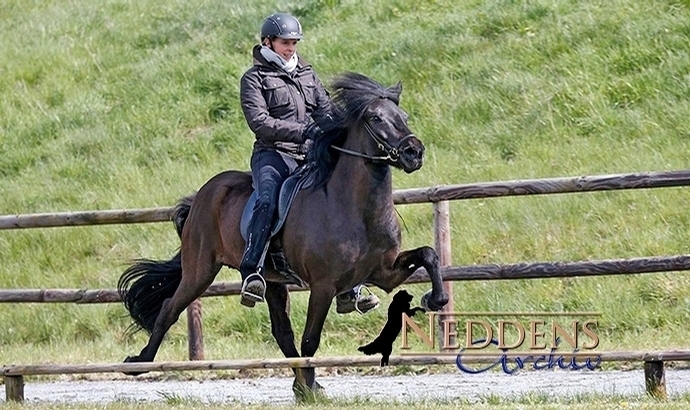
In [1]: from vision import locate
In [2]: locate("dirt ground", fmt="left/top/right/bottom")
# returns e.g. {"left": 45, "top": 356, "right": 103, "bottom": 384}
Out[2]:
{"left": 5, "top": 368, "right": 690, "bottom": 405}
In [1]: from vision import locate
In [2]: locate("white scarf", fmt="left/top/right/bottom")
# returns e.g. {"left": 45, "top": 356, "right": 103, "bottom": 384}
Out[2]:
{"left": 260, "top": 45, "right": 298, "bottom": 73}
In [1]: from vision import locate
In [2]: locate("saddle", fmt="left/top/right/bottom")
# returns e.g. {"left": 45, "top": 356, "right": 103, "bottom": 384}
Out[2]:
{"left": 240, "top": 164, "right": 315, "bottom": 287}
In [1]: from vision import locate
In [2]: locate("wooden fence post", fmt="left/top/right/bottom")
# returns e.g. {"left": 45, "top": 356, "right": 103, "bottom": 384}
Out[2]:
{"left": 4, "top": 375, "right": 24, "bottom": 402}
{"left": 434, "top": 201, "right": 455, "bottom": 351}
{"left": 187, "top": 299, "right": 204, "bottom": 360}
{"left": 644, "top": 360, "right": 666, "bottom": 399}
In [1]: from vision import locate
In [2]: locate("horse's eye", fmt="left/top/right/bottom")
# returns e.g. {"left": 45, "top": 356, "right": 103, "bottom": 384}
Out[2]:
{"left": 370, "top": 115, "right": 382, "bottom": 123}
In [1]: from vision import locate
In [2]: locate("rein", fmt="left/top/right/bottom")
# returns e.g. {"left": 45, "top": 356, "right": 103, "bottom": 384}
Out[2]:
{"left": 331, "top": 120, "right": 416, "bottom": 164}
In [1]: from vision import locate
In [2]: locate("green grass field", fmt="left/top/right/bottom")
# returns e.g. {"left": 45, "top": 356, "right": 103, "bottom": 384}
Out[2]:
{"left": 2, "top": 0, "right": 690, "bottom": 405}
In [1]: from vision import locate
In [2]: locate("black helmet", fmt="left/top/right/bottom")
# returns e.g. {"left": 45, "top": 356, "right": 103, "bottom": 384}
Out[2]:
{"left": 260, "top": 13, "right": 303, "bottom": 41}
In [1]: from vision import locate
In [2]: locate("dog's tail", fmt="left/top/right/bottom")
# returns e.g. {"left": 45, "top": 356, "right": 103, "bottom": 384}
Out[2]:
{"left": 358, "top": 340, "right": 380, "bottom": 356}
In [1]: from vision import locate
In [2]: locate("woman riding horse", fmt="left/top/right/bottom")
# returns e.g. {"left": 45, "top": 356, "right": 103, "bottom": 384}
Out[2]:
{"left": 238, "top": 12, "right": 379, "bottom": 314}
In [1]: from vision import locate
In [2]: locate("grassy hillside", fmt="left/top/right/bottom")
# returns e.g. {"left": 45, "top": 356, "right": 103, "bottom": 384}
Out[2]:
{"left": 1, "top": 0, "right": 690, "bottom": 368}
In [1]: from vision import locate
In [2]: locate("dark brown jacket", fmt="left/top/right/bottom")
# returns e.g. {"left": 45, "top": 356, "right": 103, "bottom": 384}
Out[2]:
{"left": 240, "top": 45, "right": 332, "bottom": 158}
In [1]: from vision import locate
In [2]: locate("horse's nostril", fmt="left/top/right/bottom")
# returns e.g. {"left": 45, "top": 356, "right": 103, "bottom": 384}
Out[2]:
{"left": 403, "top": 146, "right": 423, "bottom": 160}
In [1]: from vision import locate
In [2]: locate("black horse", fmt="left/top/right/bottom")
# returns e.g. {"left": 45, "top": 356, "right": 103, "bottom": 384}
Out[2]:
{"left": 118, "top": 72, "right": 449, "bottom": 397}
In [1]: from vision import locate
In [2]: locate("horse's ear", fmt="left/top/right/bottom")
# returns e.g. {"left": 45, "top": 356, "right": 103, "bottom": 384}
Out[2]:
{"left": 387, "top": 81, "right": 402, "bottom": 104}
{"left": 389, "top": 81, "right": 402, "bottom": 96}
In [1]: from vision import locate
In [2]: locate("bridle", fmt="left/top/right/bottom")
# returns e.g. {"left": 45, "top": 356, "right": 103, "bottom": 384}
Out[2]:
{"left": 331, "top": 119, "right": 417, "bottom": 163}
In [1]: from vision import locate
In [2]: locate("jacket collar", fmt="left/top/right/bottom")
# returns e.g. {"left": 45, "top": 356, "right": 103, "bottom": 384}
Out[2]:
{"left": 251, "top": 44, "right": 311, "bottom": 75}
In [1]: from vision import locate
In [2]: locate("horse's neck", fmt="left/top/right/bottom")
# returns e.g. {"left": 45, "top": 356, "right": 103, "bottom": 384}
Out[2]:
{"left": 328, "top": 153, "right": 394, "bottom": 219}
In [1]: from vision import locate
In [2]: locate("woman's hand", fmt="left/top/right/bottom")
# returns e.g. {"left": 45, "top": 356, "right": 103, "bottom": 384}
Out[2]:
{"left": 303, "top": 122, "right": 324, "bottom": 141}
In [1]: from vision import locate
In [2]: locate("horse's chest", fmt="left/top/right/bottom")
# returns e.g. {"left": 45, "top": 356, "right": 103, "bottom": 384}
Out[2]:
{"left": 368, "top": 226, "right": 400, "bottom": 250}
{"left": 337, "top": 213, "right": 398, "bottom": 243}
{"left": 349, "top": 218, "right": 401, "bottom": 257}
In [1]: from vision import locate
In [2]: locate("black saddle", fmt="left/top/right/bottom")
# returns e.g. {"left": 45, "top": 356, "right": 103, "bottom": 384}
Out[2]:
{"left": 240, "top": 163, "right": 315, "bottom": 240}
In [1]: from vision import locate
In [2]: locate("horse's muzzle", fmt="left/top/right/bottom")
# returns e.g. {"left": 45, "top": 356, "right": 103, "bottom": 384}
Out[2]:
{"left": 399, "top": 136, "right": 425, "bottom": 173}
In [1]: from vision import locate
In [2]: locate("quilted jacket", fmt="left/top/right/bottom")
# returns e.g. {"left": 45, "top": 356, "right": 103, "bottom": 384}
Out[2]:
{"left": 240, "top": 45, "right": 332, "bottom": 159}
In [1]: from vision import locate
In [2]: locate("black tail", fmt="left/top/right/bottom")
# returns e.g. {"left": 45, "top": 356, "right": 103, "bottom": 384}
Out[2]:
{"left": 118, "top": 252, "right": 182, "bottom": 334}
{"left": 118, "top": 195, "right": 194, "bottom": 334}
{"left": 172, "top": 194, "right": 194, "bottom": 238}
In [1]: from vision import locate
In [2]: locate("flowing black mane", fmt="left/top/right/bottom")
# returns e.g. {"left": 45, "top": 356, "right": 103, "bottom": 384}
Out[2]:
{"left": 308, "top": 72, "right": 401, "bottom": 189}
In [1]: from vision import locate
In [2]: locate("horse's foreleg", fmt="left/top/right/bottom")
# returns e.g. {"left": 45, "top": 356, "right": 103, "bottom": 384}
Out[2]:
{"left": 265, "top": 282, "right": 300, "bottom": 372}
{"left": 294, "top": 286, "right": 334, "bottom": 399}
{"left": 370, "top": 246, "right": 448, "bottom": 311}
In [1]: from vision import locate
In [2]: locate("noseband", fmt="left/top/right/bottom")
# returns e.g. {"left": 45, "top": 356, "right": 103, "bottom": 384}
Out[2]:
{"left": 331, "top": 119, "right": 417, "bottom": 163}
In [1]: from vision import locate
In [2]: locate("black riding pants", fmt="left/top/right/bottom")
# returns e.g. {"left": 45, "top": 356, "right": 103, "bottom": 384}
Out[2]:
{"left": 239, "top": 149, "right": 300, "bottom": 278}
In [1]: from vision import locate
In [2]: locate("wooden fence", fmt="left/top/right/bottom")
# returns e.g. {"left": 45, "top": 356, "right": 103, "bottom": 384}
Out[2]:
{"left": 3, "top": 170, "right": 690, "bottom": 230}
{"left": 3, "top": 169, "right": 690, "bottom": 401}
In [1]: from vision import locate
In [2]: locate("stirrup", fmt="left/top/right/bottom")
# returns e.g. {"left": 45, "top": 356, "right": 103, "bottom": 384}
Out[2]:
{"left": 240, "top": 273, "right": 266, "bottom": 307}
{"left": 336, "top": 285, "right": 380, "bottom": 314}
{"left": 354, "top": 285, "right": 379, "bottom": 315}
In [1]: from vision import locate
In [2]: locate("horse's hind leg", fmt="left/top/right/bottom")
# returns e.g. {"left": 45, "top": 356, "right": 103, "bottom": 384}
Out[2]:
{"left": 369, "top": 246, "right": 448, "bottom": 311}
{"left": 265, "top": 282, "right": 300, "bottom": 362}
{"left": 125, "top": 252, "right": 220, "bottom": 372}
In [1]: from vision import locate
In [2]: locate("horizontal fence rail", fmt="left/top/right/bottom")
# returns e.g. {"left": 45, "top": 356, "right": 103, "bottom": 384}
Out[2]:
{"left": 2, "top": 254, "right": 689, "bottom": 304}
{"left": 393, "top": 169, "right": 690, "bottom": 204}
{"left": 0, "top": 207, "right": 172, "bottom": 230}
{"left": 4, "top": 351, "right": 690, "bottom": 376}
{"left": 2, "top": 169, "right": 689, "bottom": 230}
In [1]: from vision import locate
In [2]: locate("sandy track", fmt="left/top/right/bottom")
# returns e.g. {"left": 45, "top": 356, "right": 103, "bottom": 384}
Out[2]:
{"left": 5, "top": 369, "right": 690, "bottom": 404}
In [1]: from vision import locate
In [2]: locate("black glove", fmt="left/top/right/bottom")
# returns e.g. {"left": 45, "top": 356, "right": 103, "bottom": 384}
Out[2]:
{"left": 303, "top": 122, "right": 324, "bottom": 142}
{"left": 298, "top": 138, "right": 314, "bottom": 155}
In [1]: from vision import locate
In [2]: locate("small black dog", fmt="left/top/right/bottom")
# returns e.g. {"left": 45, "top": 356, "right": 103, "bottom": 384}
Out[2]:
{"left": 358, "top": 289, "right": 426, "bottom": 366}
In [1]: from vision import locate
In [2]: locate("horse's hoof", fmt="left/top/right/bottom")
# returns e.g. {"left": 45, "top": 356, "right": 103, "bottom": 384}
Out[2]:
{"left": 123, "top": 355, "right": 149, "bottom": 377}
{"left": 292, "top": 379, "right": 325, "bottom": 403}
{"left": 421, "top": 290, "right": 449, "bottom": 312}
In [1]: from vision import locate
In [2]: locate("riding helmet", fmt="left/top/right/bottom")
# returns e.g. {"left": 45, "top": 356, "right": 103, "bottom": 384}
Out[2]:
{"left": 260, "top": 13, "right": 303, "bottom": 41}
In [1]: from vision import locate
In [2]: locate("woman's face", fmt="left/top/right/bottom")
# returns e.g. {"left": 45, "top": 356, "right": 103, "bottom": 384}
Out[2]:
{"left": 269, "top": 38, "right": 299, "bottom": 61}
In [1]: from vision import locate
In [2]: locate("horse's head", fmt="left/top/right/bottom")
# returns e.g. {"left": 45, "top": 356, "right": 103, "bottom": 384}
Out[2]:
{"left": 359, "top": 88, "right": 425, "bottom": 173}
{"left": 323, "top": 72, "right": 424, "bottom": 174}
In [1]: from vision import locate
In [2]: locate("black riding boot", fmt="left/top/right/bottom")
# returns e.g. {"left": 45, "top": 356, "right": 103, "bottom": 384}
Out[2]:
{"left": 239, "top": 207, "right": 273, "bottom": 307}
{"left": 269, "top": 240, "right": 305, "bottom": 287}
